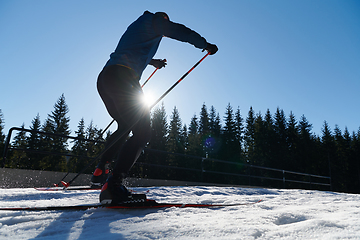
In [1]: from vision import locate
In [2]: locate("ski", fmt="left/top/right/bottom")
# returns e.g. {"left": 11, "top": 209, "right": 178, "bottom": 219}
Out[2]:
{"left": 35, "top": 186, "right": 101, "bottom": 191}
{"left": 35, "top": 186, "right": 150, "bottom": 194}
{"left": 0, "top": 199, "right": 262, "bottom": 211}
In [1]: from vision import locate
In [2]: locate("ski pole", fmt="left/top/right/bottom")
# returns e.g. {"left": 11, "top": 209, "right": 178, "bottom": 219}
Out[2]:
{"left": 141, "top": 59, "right": 166, "bottom": 88}
{"left": 63, "top": 53, "right": 210, "bottom": 188}
{"left": 150, "top": 52, "right": 210, "bottom": 109}
{"left": 55, "top": 119, "right": 115, "bottom": 187}
{"left": 141, "top": 68, "right": 158, "bottom": 88}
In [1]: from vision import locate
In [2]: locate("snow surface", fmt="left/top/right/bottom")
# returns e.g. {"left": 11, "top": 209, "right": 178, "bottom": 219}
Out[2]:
{"left": 0, "top": 186, "right": 360, "bottom": 239}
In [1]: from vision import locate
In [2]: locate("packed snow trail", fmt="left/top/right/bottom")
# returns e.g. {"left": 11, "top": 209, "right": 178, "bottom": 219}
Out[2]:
{"left": 0, "top": 186, "right": 360, "bottom": 239}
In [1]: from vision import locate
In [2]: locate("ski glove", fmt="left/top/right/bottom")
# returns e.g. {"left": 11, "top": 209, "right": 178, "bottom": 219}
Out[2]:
{"left": 204, "top": 43, "right": 218, "bottom": 55}
{"left": 150, "top": 59, "right": 167, "bottom": 69}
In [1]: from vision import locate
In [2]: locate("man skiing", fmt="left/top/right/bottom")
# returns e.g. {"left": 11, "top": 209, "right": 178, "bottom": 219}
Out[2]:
{"left": 92, "top": 10, "right": 218, "bottom": 205}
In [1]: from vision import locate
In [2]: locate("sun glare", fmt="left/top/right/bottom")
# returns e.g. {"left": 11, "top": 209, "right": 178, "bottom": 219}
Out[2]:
{"left": 141, "top": 92, "right": 156, "bottom": 107}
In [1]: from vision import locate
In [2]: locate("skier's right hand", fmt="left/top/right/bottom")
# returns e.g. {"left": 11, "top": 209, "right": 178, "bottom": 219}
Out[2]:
{"left": 150, "top": 59, "right": 167, "bottom": 69}
{"left": 204, "top": 43, "right": 218, "bottom": 55}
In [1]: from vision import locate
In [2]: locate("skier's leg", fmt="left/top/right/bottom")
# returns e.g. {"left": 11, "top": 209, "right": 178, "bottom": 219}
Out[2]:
{"left": 92, "top": 65, "right": 138, "bottom": 185}
{"left": 99, "top": 110, "right": 150, "bottom": 204}
{"left": 99, "top": 67, "right": 151, "bottom": 203}
{"left": 111, "top": 111, "right": 151, "bottom": 182}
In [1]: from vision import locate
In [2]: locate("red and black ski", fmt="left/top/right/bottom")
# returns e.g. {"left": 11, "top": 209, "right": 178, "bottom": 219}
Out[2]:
{"left": 35, "top": 186, "right": 101, "bottom": 191}
{"left": 34, "top": 187, "right": 150, "bottom": 196}
{"left": 0, "top": 199, "right": 262, "bottom": 211}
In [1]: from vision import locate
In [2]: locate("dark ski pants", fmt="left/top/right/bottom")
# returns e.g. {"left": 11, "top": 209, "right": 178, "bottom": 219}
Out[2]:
{"left": 97, "top": 64, "right": 151, "bottom": 182}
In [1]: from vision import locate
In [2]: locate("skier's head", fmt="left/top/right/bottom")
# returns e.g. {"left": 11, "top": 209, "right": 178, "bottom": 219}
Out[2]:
{"left": 144, "top": 11, "right": 169, "bottom": 21}
{"left": 155, "top": 12, "right": 169, "bottom": 21}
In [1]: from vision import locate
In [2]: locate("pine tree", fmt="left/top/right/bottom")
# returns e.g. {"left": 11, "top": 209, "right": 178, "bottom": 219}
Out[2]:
{"left": 234, "top": 107, "right": 243, "bottom": 142}
{"left": 188, "top": 115, "right": 198, "bottom": 135}
{"left": 167, "top": 106, "right": 183, "bottom": 154}
{"left": 82, "top": 121, "right": 104, "bottom": 173}
{"left": 221, "top": 103, "right": 241, "bottom": 162}
{"left": 253, "top": 112, "right": 266, "bottom": 166}
{"left": 69, "top": 118, "right": 87, "bottom": 172}
{"left": 208, "top": 106, "right": 222, "bottom": 158}
{"left": 298, "top": 115, "right": 314, "bottom": 173}
{"left": 333, "top": 125, "right": 349, "bottom": 192}
{"left": 50, "top": 94, "right": 71, "bottom": 137}
{"left": 39, "top": 117, "right": 54, "bottom": 170}
{"left": 287, "top": 112, "right": 300, "bottom": 171}
{"left": 199, "top": 103, "right": 210, "bottom": 136}
{"left": 199, "top": 103, "right": 211, "bottom": 157}
{"left": 273, "top": 108, "right": 288, "bottom": 169}
{"left": 321, "top": 121, "right": 334, "bottom": 180}
{"left": 166, "top": 106, "right": 183, "bottom": 179}
{"left": 0, "top": 109, "right": 5, "bottom": 164}
{"left": 10, "top": 124, "right": 29, "bottom": 169}
{"left": 343, "top": 127, "right": 357, "bottom": 192}
{"left": 251, "top": 112, "right": 266, "bottom": 166}
{"left": 85, "top": 121, "right": 104, "bottom": 158}
{"left": 27, "top": 114, "right": 42, "bottom": 169}
{"left": 180, "top": 124, "right": 188, "bottom": 153}
{"left": 262, "top": 109, "right": 275, "bottom": 167}
{"left": 234, "top": 107, "right": 244, "bottom": 159}
{"left": 142, "top": 102, "right": 168, "bottom": 178}
{"left": 149, "top": 102, "right": 168, "bottom": 151}
{"left": 244, "top": 106, "right": 256, "bottom": 163}
{"left": 350, "top": 128, "right": 360, "bottom": 193}
{"left": 209, "top": 106, "right": 221, "bottom": 138}
{"left": 39, "top": 94, "right": 71, "bottom": 171}
{"left": 187, "top": 114, "right": 202, "bottom": 157}
{"left": 52, "top": 94, "right": 71, "bottom": 171}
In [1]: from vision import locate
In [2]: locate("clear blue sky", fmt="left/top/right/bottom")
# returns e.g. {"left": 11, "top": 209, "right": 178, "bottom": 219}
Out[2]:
{"left": 1, "top": 0, "right": 359, "bottom": 138}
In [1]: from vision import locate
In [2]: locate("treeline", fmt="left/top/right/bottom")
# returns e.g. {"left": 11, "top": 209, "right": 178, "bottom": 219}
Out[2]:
{"left": 1, "top": 94, "right": 106, "bottom": 174}
{"left": 1, "top": 94, "right": 360, "bottom": 193}
{"left": 138, "top": 103, "right": 360, "bottom": 193}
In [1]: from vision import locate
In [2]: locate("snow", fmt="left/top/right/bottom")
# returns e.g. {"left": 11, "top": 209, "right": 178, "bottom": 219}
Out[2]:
{"left": 1, "top": 186, "right": 360, "bottom": 239}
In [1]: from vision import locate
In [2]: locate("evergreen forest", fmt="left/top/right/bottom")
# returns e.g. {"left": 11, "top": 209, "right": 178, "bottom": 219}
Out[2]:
{"left": 1, "top": 94, "right": 360, "bottom": 194}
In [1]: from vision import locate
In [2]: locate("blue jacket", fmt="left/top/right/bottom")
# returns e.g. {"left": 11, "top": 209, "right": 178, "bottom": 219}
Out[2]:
{"left": 105, "top": 11, "right": 208, "bottom": 79}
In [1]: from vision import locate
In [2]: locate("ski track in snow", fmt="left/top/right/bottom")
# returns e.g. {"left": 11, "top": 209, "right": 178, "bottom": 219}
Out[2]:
{"left": 0, "top": 186, "right": 360, "bottom": 239}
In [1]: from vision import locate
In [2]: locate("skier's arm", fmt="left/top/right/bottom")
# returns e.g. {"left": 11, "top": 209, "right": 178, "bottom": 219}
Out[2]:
{"left": 153, "top": 13, "right": 218, "bottom": 54}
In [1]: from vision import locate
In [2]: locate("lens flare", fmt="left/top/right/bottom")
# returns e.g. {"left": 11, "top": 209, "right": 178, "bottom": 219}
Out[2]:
{"left": 141, "top": 92, "right": 155, "bottom": 107}
{"left": 204, "top": 137, "right": 216, "bottom": 149}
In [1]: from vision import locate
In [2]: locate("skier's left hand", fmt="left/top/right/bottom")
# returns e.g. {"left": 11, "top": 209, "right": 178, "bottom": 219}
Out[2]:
{"left": 150, "top": 59, "right": 167, "bottom": 69}
{"left": 203, "top": 43, "right": 218, "bottom": 55}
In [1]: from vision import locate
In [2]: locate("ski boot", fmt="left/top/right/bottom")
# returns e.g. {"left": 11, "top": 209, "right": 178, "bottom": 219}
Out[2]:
{"left": 99, "top": 175, "right": 146, "bottom": 205}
